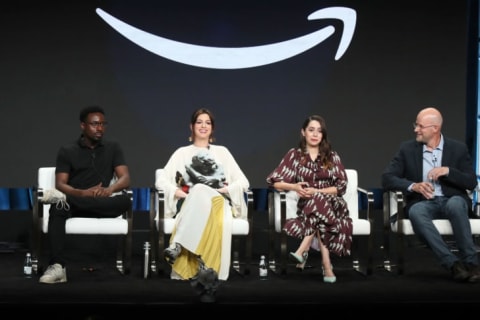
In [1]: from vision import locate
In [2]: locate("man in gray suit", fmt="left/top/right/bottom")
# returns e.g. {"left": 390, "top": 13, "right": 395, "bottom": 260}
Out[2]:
{"left": 382, "top": 107, "right": 480, "bottom": 283}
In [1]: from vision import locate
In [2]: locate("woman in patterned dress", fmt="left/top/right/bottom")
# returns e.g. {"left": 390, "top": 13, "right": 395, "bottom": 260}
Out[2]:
{"left": 266, "top": 115, "right": 352, "bottom": 283}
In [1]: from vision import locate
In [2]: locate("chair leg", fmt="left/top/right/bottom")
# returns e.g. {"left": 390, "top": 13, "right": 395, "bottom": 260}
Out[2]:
{"left": 230, "top": 233, "right": 252, "bottom": 277}
{"left": 366, "top": 232, "right": 374, "bottom": 276}
{"left": 382, "top": 224, "right": 393, "bottom": 272}
{"left": 230, "top": 237, "right": 244, "bottom": 278}
{"left": 244, "top": 230, "right": 252, "bottom": 275}
{"left": 33, "top": 233, "right": 44, "bottom": 275}
{"left": 351, "top": 238, "right": 362, "bottom": 275}
{"left": 125, "top": 232, "right": 132, "bottom": 274}
{"left": 280, "top": 231, "right": 288, "bottom": 275}
{"left": 397, "top": 233, "right": 405, "bottom": 275}
{"left": 116, "top": 236, "right": 125, "bottom": 275}
{"left": 32, "top": 230, "right": 42, "bottom": 275}
{"left": 231, "top": 250, "right": 241, "bottom": 275}
{"left": 352, "top": 234, "right": 373, "bottom": 276}
{"left": 149, "top": 228, "right": 159, "bottom": 276}
{"left": 158, "top": 231, "right": 169, "bottom": 276}
{"left": 31, "top": 189, "right": 42, "bottom": 275}
{"left": 267, "top": 192, "right": 277, "bottom": 274}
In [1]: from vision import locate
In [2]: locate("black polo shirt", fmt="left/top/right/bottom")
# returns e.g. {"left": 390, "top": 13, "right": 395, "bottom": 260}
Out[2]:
{"left": 55, "top": 135, "right": 127, "bottom": 189}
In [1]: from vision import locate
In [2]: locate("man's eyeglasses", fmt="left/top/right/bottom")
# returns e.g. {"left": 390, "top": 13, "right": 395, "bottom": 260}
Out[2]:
{"left": 412, "top": 123, "right": 436, "bottom": 130}
{"left": 87, "top": 121, "right": 108, "bottom": 128}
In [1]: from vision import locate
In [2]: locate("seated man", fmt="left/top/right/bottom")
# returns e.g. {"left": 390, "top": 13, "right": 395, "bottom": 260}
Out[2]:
{"left": 382, "top": 106, "right": 480, "bottom": 283}
{"left": 39, "top": 105, "right": 131, "bottom": 284}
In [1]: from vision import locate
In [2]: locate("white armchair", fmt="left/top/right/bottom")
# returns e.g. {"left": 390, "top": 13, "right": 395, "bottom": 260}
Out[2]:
{"left": 31, "top": 167, "right": 133, "bottom": 275}
{"left": 267, "top": 168, "right": 374, "bottom": 275}
{"left": 149, "top": 168, "right": 254, "bottom": 277}
{"left": 383, "top": 190, "right": 480, "bottom": 274}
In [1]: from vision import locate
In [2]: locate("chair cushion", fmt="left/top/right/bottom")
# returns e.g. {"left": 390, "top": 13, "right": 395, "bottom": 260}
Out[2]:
{"left": 273, "top": 169, "right": 365, "bottom": 233}
{"left": 65, "top": 218, "right": 128, "bottom": 234}
{"left": 42, "top": 204, "right": 127, "bottom": 234}
{"left": 392, "top": 219, "right": 480, "bottom": 235}
{"left": 351, "top": 219, "right": 371, "bottom": 235}
{"left": 160, "top": 217, "right": 249, "bottom": 235}
{"left": 232, "top": 218, "right": 249, "bottom": 235}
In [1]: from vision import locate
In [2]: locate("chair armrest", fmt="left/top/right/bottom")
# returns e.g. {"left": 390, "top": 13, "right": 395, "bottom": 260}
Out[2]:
{"left": 245, "top": 189, "right": 254, "bottom": 222}
{"left": 357, "top": 187, "right": 374, "bottom": 221}
{"left": 268, "top": 188, "right": 288, "bottom": 233}
{"left": 149, "top": 187, "right": 158, "bottom": 231}
{"left": 392, "top": 191, "right": 404, "bottom": 219}
{"left": 383, "top": 190, "right": 404, "bottom": 228}
{"left": 123, "top": 189, "right": 134, "bottom": 221}
{"left": 149, "top": 186, "right": 166, "bottom": 241}
{"left": 32, "top": 186, "right": 45, "bottom": 219}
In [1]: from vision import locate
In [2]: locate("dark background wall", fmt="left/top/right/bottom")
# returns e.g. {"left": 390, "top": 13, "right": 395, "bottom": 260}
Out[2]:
{"left": 0, "top": 0, "right": 472, "bottom": 189}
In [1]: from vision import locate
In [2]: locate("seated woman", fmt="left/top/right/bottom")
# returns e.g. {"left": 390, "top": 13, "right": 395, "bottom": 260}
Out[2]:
{"left": 266, "top": 114, "right": 353, "bottom": 283}
{"left": 156, "top": 107, "right": 250, "bottom": 302}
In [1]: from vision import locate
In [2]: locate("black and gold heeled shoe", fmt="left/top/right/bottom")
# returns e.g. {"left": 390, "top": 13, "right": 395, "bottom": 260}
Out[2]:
{"left": 190, "top": 255, "right": 219, "bottom": 303}
{"left": 164, "top": 242, "right": 182, "bottom": 265}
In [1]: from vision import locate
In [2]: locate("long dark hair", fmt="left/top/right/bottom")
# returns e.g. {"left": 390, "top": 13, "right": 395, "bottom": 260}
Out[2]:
{"left": 297, "top": 114, "right": 333, "bottom": 169}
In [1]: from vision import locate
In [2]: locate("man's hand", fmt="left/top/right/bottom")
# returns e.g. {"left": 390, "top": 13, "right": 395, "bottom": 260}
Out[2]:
{"left": 86, "top": 183, "right": 113, "bottom": 198}
{"left": 412, "top": 181, "right": 434, "bottom": 199}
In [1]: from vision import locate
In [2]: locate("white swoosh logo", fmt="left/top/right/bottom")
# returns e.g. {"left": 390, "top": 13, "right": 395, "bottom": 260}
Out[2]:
{"left": 96, "top": 7, "right": 356, "bottom": 69}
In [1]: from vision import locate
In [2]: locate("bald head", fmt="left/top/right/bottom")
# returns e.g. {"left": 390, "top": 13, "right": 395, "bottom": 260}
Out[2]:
{"left": 414, "top": 107, "right": 443, "bottom": 147}
{"left": 417, "top": 107, "right": 443, "bottom": 128}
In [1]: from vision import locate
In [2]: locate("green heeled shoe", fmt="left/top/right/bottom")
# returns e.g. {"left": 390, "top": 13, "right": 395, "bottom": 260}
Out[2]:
{"left": 322, "top": 265, "right": 336, "bottom": 283}
{"left": 289, "top": 251, "right": 308, "bottom": 270}
{"left": 295, "top": 252, "right": 309, "bottom": 271}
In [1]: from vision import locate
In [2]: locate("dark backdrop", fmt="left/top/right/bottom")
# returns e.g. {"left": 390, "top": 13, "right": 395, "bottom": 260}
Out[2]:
{"left": 0, "top": 0, "right": 471, "bottom": 189}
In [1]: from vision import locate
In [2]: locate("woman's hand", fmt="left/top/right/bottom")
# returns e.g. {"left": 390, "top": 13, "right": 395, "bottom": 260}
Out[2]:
{"left": 175, "top": 188, "right": 188, "bottom": 199}
{"left": 217, "top": 186, "right": 228, "bottom": 194}
{"left": 295, "top": 182, "right": 311, "bottom": 198}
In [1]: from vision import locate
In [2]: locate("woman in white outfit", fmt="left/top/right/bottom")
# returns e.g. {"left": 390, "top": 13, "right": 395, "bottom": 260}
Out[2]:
{"left": 156, "top": 108, "right": 250, "bottom": 302}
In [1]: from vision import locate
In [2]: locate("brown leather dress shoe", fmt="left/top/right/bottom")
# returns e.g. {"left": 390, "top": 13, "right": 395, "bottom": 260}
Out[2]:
{"left": 466, "top": 263, "right": 480, "bottom": 283}
{"left": 451, "top": 261, "right": 470, "bottom": 282}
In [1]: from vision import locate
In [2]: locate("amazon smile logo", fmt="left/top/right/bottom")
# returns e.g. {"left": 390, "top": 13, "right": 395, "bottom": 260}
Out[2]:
{"left": 96, "top": 7, "right": 356, "bottom": 69}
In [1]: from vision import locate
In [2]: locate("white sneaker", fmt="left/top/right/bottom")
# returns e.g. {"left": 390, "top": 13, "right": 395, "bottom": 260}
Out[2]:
{"left": 39, "top": 263, "right": 67, "bottom": 284}
{"left": 40, "top": 189, "right": 69, "bottom": 210}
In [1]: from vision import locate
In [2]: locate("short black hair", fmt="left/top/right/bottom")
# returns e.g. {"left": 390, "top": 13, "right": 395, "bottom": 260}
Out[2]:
{"left": 79, "top": 105, "right": 105, "bottom": 122}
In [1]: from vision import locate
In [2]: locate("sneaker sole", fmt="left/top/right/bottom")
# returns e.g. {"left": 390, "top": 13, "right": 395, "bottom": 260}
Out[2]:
{"left": 39, "top": 277, "right": 67, "bottom": 284}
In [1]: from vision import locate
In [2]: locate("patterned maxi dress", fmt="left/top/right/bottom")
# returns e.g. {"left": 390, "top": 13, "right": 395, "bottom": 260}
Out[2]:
{"left": 266, "top": 148, "right": 352, "bottom": 256}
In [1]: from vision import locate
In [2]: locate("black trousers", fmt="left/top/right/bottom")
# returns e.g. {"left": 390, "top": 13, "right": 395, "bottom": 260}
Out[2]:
{"left": 47, "top": 193, "right": 131, "bottom": 267}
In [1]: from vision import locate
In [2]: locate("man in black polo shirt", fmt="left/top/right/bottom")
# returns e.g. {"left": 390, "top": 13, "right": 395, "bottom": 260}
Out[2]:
{"left": 39, "top": 105, "right": 131, "bottom": 284}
